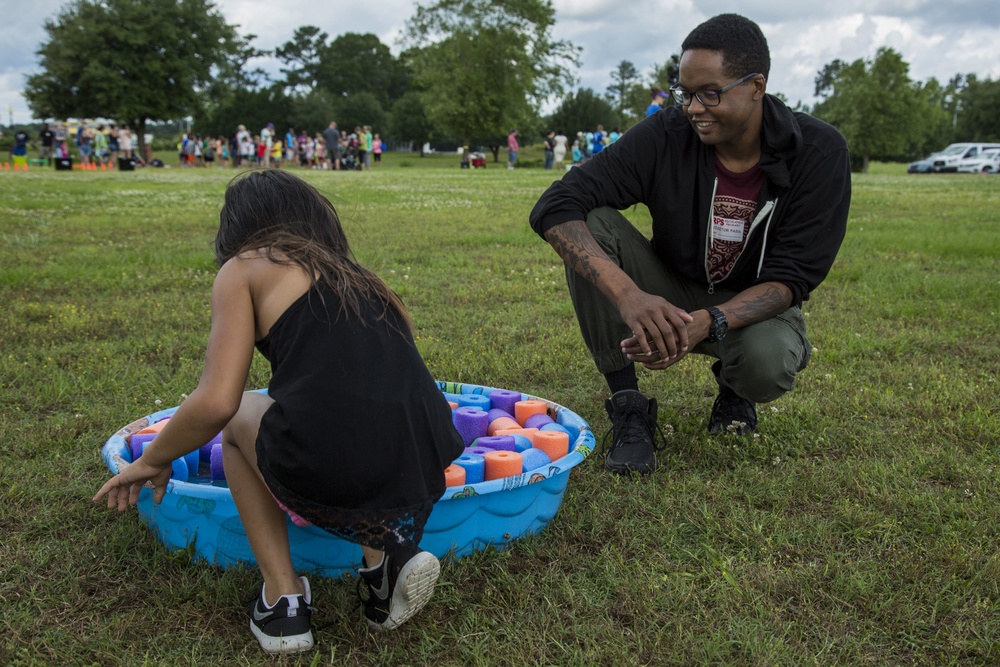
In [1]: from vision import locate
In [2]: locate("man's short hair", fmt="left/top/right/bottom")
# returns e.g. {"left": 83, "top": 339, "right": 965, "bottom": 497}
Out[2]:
{"left": 681, "top": 13, "right": 770, "bottom": 81}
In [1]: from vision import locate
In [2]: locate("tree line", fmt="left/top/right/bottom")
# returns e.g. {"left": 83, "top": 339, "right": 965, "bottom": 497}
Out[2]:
{"left": 22, "top": 0, "right": 999, "bottom": 168}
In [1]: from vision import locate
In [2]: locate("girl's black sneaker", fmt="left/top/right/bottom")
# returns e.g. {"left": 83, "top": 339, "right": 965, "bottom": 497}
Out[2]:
{"left": 247, "top": 576, "right": 314, "bottom": 654}
{"left": 357, "top": 548, "right": 440, "bottom": 630}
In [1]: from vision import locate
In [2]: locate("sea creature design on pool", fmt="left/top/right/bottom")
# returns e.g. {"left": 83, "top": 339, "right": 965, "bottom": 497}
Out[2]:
{"left": 176, "top": 496, "right": 217, "bottom": 516}
{"left": 448, "top": 486, "right": 479, "bottom": 500}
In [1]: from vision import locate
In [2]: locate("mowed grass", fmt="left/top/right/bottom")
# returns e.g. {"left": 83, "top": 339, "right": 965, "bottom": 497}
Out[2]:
{"left": 1, "top": 160, "right": 998, "bottom": 666}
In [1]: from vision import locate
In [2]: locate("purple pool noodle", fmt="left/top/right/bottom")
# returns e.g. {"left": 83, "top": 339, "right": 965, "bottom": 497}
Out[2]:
{"left": 524, "top": 413, "right": 554, "bottom": 430}
{"left": 540, "top": 422, "right": 572, "bottom": 437}
{"left": 130, "top": 432, "right": 157, "bottom": 462}
{"left": 183, "top": 449, "right": 200, "bottom": 476}
{"left": 452, "top": 407, "right": 488, "bottom": 446}
{"left": 210, "top": 443, "right": 226, "bottom": 481}
{"left": 509, "top": 434, "right": 533, "bottom": 453}
{"left": 200, "top": 432, "right": 222, "bottom": 462}
{"left": 475, "top": 435, "right": 516, "bottom": 452}
{"left": 455, "top": 393, "right": 491, "bottom": 411}
{"left": 453, "top": 452, "right": 485, "bottom": 484}
{"left": 466, "top": 446, "right": 492, "bottom": 457}
{"left": 487, "top": 408, "right": 515, "bottom": 424}
{"left": 489, "top": 389, "right": 522, "bottom": 414}
{"left": 521, "top": 447, "right": 552, "bottom": 473}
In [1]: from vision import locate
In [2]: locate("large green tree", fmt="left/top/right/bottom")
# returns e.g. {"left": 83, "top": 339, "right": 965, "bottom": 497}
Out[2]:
{"left": 954, "top": 75, "right": 1000, "bottom": 142}
{"left": 275, "top": 25, "right": 329, "bottom": 93}
{"left": 388, "top": 90, "right": 437, "bottom": 154}
{"left": 402, "top": 0, "right": 579, "bottom": 147}
{"left": 318, "top": 33, "right": 409, "bottom": 107}
{"left": 24, "top": 0, "right": 238, "bottom": 153}
{"left": 812, "top": 48, "right": 926, "bottom": 172}
{"left": 546, "top": 88, "right": 620, "bottom": 138}
{"left": 606, "top": 60, "right": 640, "bottom": 116}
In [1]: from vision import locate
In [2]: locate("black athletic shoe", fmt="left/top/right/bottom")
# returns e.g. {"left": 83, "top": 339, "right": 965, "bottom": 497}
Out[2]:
{"left": 708, "top": 384, "right": 758, "bottom": 435}
{"left": 247, "top": 577, "right": 314, "bottom": 654}
{"left": 602, "top": 389, "right": 663, "bottom": 474}
{"left": 357, "top": 548, "right": 440, "bottom": 630}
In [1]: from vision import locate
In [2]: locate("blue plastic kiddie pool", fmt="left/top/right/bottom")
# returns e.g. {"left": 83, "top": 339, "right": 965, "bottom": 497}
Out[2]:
{"left": 101, "top": 381, "right": 595, "bottom": 577}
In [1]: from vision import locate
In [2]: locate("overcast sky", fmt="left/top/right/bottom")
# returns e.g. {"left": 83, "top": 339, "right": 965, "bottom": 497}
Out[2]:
{"left": 2, "top": 0, "right": 999, "bottom": 125}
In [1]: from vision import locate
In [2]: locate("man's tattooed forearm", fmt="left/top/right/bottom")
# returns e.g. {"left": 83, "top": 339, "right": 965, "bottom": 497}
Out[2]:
{"left": 729, "top": 285, "right": 790, "bottom": 324}
{"left": 546, "top": 223, "right": 606, "bottom": 285}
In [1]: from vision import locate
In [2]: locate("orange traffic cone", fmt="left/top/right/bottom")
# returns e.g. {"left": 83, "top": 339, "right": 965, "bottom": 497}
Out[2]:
{"left": 2, "top": 162, "right": 8, "bottom": 170}
{"left": 13, "top": 163, "right": 20, "bottom": 171}
{"left": 24, "top": 163, "right": 29, "bottom": 172}
{"left": 100, "top": 162, "right": 107, "bottom": 171}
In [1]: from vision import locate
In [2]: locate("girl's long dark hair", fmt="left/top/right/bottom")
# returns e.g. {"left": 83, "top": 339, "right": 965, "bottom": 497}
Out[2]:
{"left": 215, "top": 169, "right": 412, "bottom": 331}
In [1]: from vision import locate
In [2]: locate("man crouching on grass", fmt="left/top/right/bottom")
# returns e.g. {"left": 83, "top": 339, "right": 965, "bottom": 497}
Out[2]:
{"left": 528, "top": 13, "right": 851, "bottom": 474}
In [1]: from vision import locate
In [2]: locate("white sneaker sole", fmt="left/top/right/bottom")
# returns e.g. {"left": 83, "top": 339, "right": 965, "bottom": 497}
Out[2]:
{"left": 250, "top": 624, "right": 314, "bottom": 655}
{"left": 371, "top": 551, "right": 440, "bottom": 630}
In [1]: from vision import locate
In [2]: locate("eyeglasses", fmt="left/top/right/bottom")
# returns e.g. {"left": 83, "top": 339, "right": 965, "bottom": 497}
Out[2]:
{"left": 669, "top": 73, "right": 761, "bottom": 107}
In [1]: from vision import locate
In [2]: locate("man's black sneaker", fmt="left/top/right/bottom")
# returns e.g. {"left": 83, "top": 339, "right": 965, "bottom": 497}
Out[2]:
{"left": 708, "top": 384, "right": 758, "bottom": 435}
{"left": 247, "top": 576, "right": 314, "bottom": 654}
{"left": 357, "top": 548, "right": 440, "bottom": 630}
{"left": 602, "top": 389, "right": 663, "bottom": 474}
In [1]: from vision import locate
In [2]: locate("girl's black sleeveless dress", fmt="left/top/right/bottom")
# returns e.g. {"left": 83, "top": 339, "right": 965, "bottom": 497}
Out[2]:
{"left": 253, "top": 283, "right": 464, "bottom": 553}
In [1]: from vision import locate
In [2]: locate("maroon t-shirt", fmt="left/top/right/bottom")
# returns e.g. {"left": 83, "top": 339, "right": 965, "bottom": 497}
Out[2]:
{"left": 708, "top": 157, "right": 765, "bottom": 282}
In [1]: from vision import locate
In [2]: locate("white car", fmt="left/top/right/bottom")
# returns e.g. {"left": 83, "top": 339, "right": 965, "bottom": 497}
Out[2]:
{"left": 956, "top": 148, "right": 1000, "bottom": 173}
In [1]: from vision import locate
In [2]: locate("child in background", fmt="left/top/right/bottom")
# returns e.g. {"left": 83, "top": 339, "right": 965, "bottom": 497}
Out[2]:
{"left": 255, "top": 136, "right": 266, "bottom": 166}
{"left": 271, "top": 139, "right": 283, "bottom": 168}
{"left": 372, "top": 133, "right": 383, "bottom": 168}
{"left": 94, "top": 170, "right": 465, "bottom": 654}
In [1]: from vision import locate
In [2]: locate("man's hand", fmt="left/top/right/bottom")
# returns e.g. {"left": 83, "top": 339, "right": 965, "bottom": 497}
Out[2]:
{"left": 616, "top": 287, "right": 695, "bottom": 367}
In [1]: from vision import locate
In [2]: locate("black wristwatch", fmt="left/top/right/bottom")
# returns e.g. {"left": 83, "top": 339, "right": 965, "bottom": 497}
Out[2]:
{"left": 704, "top": 306, "right": 728, "bottom": 343}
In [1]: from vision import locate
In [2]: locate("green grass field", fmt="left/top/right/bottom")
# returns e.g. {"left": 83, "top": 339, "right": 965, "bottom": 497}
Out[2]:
{"left": 1, "top": 160, "right": 998, "bottom": 666}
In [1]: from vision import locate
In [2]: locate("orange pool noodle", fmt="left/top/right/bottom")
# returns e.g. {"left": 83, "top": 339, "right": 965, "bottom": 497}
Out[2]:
{"left": 483, "top": 450, "right": 523, "bottom": 481}
{"left": 487, "top": 416, "right": 520, "bottom": 436}
{"left": 136, "top": 419, "right": 170, "bottom": 435}
{"left": 534, "top": 430, "right": 570, "bottom": 462}
{"left": 514, "top": 399, "right": 548, "bottom": 425}
{"left": 448, "top": 401, "right": 459, "bottom": 410}
{"left": 444, "top": 464, "right": 466, "bottom": 487}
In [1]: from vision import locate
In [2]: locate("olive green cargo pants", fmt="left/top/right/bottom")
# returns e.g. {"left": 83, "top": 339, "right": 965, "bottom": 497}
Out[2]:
{"left": 565, "top": 207, "right": 812, "bottom": 403}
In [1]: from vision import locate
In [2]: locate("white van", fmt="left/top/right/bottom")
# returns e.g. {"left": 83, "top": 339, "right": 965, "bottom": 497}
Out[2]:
{"left": 929, "top": 143, "right": 1000, "bottom": 172}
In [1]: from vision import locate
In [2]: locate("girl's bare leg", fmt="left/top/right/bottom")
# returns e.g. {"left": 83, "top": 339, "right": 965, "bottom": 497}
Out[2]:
{"left": 222, "top": 391, "right": 305, "bottom": 605}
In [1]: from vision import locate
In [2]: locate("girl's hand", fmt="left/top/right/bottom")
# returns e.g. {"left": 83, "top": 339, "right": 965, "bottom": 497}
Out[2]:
{"left": 93, "top": 457, "right": 174, "bottom": 511}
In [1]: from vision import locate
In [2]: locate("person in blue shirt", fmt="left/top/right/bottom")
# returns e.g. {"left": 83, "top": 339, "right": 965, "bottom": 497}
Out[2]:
{"left": 646, "top": 87, "right": 669, "bottom": 116}
{"left": 592, "top": 125, "right": 606, "bottom": 155}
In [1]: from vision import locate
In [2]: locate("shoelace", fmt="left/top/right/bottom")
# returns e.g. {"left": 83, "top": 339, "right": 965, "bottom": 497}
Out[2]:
{"left": 599, "top": 408, "right": 668, "bottom": 457}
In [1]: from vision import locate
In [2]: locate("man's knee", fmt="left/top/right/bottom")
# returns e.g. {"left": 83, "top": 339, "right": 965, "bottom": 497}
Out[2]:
{"left": 722, "top": 315, "right": 810, "bottom": 403}
{"left": 726, "top": 350, "right": 800, "bottom": 403}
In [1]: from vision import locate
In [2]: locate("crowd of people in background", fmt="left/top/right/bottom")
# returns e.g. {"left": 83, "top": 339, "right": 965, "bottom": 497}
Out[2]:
{"left": 6, "top": 118, "right": 383, "bottom": 172}
{"left": 7, "top": 121, "right": 140, "bottom": 167}
{"left": 537, "top": 124, "right": 625, "bottom": 172}
{"left": 172, "top": 121, "right": 384, "bottom": 171}
{"left": 10, "top": 113, "right": 652, "bottom": 173}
